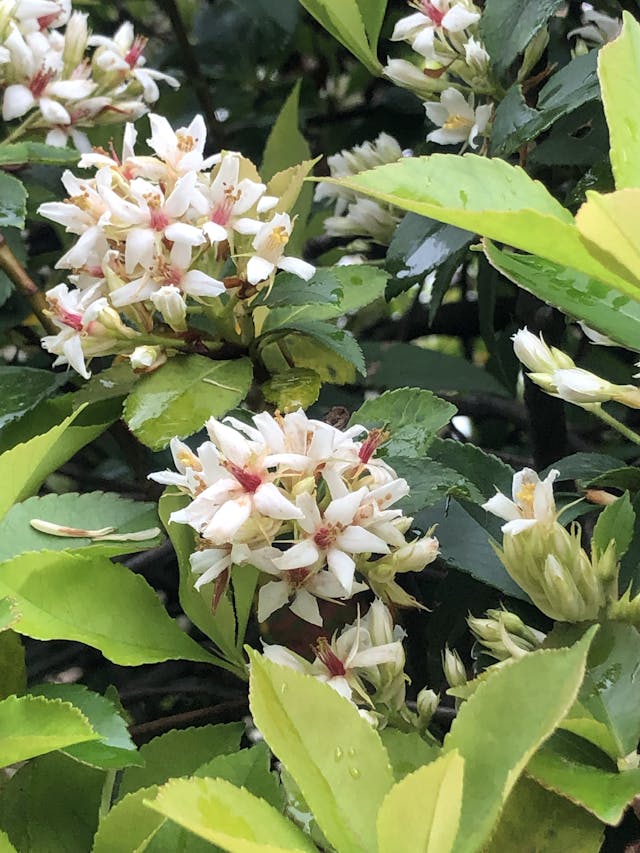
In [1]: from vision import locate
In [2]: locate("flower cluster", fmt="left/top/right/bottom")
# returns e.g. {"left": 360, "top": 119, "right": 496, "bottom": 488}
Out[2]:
{"left": 0, "top": 0, "right": 179, "bottom": 150}
{"left": 314, "top": 133, "right": 407, "bottom": 246}
{"left": 38, "top": 112, "right": 314, "bottom": 378}
{"left": 385, "top": 0, "right": 494, "bottom": 150}
{"left": 263, "top": 598, "right": 408, "bottom": 719}
{"left": 468, "top": 607, "right": 545, "bottom": 663}
{"left": 513, "top": 328, "right": 640, "bottom": 409}
{"left": 483, "top": 467, "right": 617, "bottom": 622}
{"left": 150, "top": 408, "right": 439, "bottom": 627}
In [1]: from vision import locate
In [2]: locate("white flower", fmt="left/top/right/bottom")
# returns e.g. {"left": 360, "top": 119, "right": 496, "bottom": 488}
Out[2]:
{"left": 191, "top": 542, "right": 279, "bottom": 591}
{"left": 425, "top": 87, "right": 491, "bottom": 149}
{"left": 579, "top": 323, "right": 616, "bottom": 347}
{"left": 382, "top": 57, "right": 435, "bottom": 97}
{"left": 568, "top": 3, "right": 621, "bottom": 45}
{"left": 464, "top": 35, "right": 490, "bottom": 71}
{"left": 512, "top": 327, "right": 575, "bottom": 374}
{"left": 237, "top": 212, "right": 315, "bottom": 284}
{"left": 145, "top": 113, "right": 215, "bottom": 175}
{"left": 192, "top": 152, "right": 266, "bottom": 245}
{"left": 483, "top": 468, "right": 559, "bottom": 535}
{"left": 551, "top": 367, "right": 617, "bottom": 405}
{"left": 273, "top": 489, "right": 392, "bottom": 594}
{"left": 257, "top": 566, "right": 358, "bottom": 626}
{"left": 391, "top": 2, "right": 481, "bottom": 58}
{"left": 324, "top": 197, "right": 401, "bottom": 245}
{"left": 150, "top": 284, "right": 187, "bottom": 331}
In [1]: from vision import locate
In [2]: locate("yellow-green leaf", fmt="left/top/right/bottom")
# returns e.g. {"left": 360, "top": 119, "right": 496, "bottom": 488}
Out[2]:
{"left": 575, "top": 189, "right": 640, "bottom": 288}
{"left": 145, "top": 776, "right": 316, "bottom": 852}
{"left": 377, "top": 751, "right": 464, "bottom": 853}
{"left": 599, "top": 12, "right": 640, "bottom": 190}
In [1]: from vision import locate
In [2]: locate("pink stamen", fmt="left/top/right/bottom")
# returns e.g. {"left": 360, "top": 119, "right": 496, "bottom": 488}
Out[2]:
{"left": 226, "top": 461, "right": 262, "bottom": 493}
{"left": 358, "top": 428, "right": 387, "bottom": 463}
{"left": 37, "top": 12, "right": 60, "bottom": 29}
{"left": 58, "top": 307, "right": 83, "bottom": 331}
{"left": 30, "top": 67, "right": 55, "bottom": 98}
{"left": 421, "top": 1, "right": 445, "bottom": 25}
{"left": 149, "top": 207, "right": 170, "bottom": 231}
{"left": 124, "top": 35, "right": 148, "bottom": 69}
{"left": 313, "top": 525, "right": 335, "bottom": 549}
{"left": 316, "top": 637, "right": 346, "bottom": 677}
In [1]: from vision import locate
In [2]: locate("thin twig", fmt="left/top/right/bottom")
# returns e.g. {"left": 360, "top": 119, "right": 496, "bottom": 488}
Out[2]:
{"left": 129, "top": 699, "right": 249, "bottom": 743}
{"left": 0, "top": 233, "right": 56, "bottom": 334}
{"left": 155, "top": 0, "right": 224, "bottom": 148}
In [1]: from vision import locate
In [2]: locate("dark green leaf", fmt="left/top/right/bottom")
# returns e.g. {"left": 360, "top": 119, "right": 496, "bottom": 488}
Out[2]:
{"left": 253, "top": 268, "right": 341, "bottom": 308}
{"left": 379, "top": 729, "right": 440, "bottom": 782}
{"left": 0, "top": 367, "right": 61, "bottom": 429}
{"left": 593, "top": 492, "right": 635, "bottom": 558}
{"left": 0, "top": 172, "right": 27, "bottom": 229}
{"left": 393, "top": 457, "right": 484, "bottom": 515}
{"left": 428, "top": 438, "right": 515, "bottom": 501}
{"left": 0, "top": 142, "right": 79, "bottom": 166}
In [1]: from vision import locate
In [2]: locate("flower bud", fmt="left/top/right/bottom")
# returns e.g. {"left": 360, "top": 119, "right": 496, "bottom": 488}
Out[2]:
{"left": 610, "top": 385, "right": 640, "bottom": 410}
{"left": 469, "top": 607, "right": 545, "bottom": 662}
{"left": 129, "top": 345, "right": 167, "bottom": 373}
{"left": 392, "top": 535, "right": 440, "bottom": 573}
{"left": 552, "top": 368, "right": 616, "bottom": 404}
{"left": 151, "top": 285, "right": 187, "bottom": 331}
{"left": 512, "top": 328, "right": 574, "bottom": 373}
{"left": 442, "top": 646, "right": 467, "bottom": 688}
{"left": 63, "top": 11, "right": 89, "bottom": 70}
{"left": 383, "top": 58, "right": 447, "bottom": 97}
{"left": 95, "top": 303, "right": 136, "bottom": 337}
{"left": 417, "top": 687, "right": 439, "bottom": 725}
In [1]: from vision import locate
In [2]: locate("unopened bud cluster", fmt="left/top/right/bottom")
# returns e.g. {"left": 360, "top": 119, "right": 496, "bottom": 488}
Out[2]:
{"left": 513, "top": 328, "right": 640, "bottom": 409}
{"left": 468, "top": 607, "right": 545, "bottom": 662}
{"left": 0, "top": 0, "right": 179, "bottom": 149}
{"left": 38, "top": 112, "right": 314, "bottom": 378}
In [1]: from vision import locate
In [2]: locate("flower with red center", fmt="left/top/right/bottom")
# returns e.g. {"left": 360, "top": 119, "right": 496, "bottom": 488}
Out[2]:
{"left": 391, "top": 0, "right": 481, "bottom": 59}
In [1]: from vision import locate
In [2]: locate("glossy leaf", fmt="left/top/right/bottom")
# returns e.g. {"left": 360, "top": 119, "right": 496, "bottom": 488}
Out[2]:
{"left": 392, "top": 457, "right": 484, "bottom": 515}
{"left": 118, "top": 722, "right": 244, "bottom": 799}
{"left": 576, "top": 188, "right": 640, "bottom": 287}
{"left": 0, "top": 367, "right": 61, "bottom": 430}
{"left": 593, "top": 492, "right": 635, "bottom": 558}
{"left": 528, "top": 735, "right": 640, "bottom": 824}
{"left": 379, "top": 729, "right": 440, "bottom": 782}
{"left": 363, "top": 342, "right": 509, "bottom": 397}
{"left": 0, "top": 752, "right": 104, "bottom": 852}
{"left": 483, "top": 240, "right": 640, "bottom": 350}
{"left": 158, "top": 490, "right": 244, "bottom": 669}
{"left": 248, "top": 649, "right": 394, "bottom": 853}
{"left": 254, "top": 268, "right": 341, "bottom": 308}
{"left": 123, "top": 355, "right": 253, "bottom": 451}
{"left": 0, "top": 550, "right": 220, "bottom": 666}
{"left": 146, "top": 776, "right": 316, "bottom": 852}
{"left": 334, "top": 154, "right": 637, "bottom": 296}
{"left": 195, "top": 742, "right": 283, "bottom": 810}
{"left": 428, "top": 438, "right": 515, "bottom": 501}
{"left": 0, "top": 491, "right": 164, "bottom": 563}
{"left": 297, "top": 0, "right": 382, "bottom": 75}
{"left": 0, "top": 172, "right": 27, "bottom": 229}
{"left": 480, "top": 0, "right": 565, "bottom": 77}
{"left": 350, "top": 387, "right": 456, "bottom": 457}
{"left": 30, "top": 683, "right": 140, "bottom": 770}
{"left": 0, "top": 628, "right": 25, "bottom": 700}
{"left": 599, "top": 12, "right": 640, "bottom": 190}
{"left": 377, "top": 751, "right": 464, "bottom": 853}
{"left": 443, "top": 629, "right": 596, "bottom": 853}
{"left": 0, "top": 694, "right": 97, "bottom": 766}
{"left": 0, "top": 400, "right": 116, "bottom": 522}
{"left": 262, "top": 369, "right": 322, "bottom": 411}
{"left": 0, "top": 141, "right": 79, "bottom": 166}
{"left": 484, "top": 775, "right": 604, "bottom": 852}
{"left": 92, "top": 786, "right": 164, "bottom": 853}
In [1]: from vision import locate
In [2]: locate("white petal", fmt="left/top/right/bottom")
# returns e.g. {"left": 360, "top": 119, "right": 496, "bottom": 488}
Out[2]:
{"left": 274, "top": 539, "right": 321, "bottom": 571}
{"left": 203, "top": 497, "right": 252, "bottom": 543}
{"left": 257, "top": 581, "right": 290, "bottom": 622}
{"left": 277, "top": 256, "right": 316, "bottom": 281}
{"left": 3, "top": 84, "right": 35, "bottom": 120}
{"left": 482, "top": 492, "right": 521, "bottom": 522}
{"left": 337, "top": 526, "right": 390, "bottom": 554}
{"left": 326, "top": 548, "right": 355, "bottom": 593}
{"left": 207, "top": 418, "right": 252, "bottom": 465}
{"left": 39, "top": 97, "right": 71, "bottom": 125}
{"left": 442, "top": 6, "right": 480, "bottom": 31}
{"left": 254, "top": 482, "right": 303, "bottom": 520}
{"left": 290, "top": 588, "right": 323, "bottom": 626}
{"left": 246, "top": 255, "right": 275, "bottom": 285}
{"left": 325, "top": 488, "right": 368, "bottom": 526}
{"left": 125, "top": 227, "right": 155, "bottom": 273}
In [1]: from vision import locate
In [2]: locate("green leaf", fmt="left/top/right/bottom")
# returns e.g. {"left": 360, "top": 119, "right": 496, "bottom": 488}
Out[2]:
{"left": 261, "top": 317, "right": 365, "bottom": 376}
{"left": 92, "top": 786, "right": 164, "bottom": 853}
{"left": 0, "top": 141, "right": 79, "bottom": 166}
{"left": 364, "top": 341, "right": 508, "bottom": 397}
{"left": 327, "top": 264, "right": 389, "bottom": 315}
{"left": 480, "top": 0, "right": 565, "bottom": 78}
{"left": 123, "top": 356, "right": 253, "bottom": 451}
{"left": 483, "top": 240, "right": 640, "bottom": 351}
{"left": 528, "top": 734, "right": 640, "bottom": 825}
{"left": 418, "top": 498, "right": 527, "bottom": 598}
{"left": 0, "top": 491, "right": 164, "bottom": 563}
{"left": 350, "top": 388, "right": 456, "bottom": 457}
{"left": 280, "top": 334, "right": 358, "bottom": 385}
{"left": 443, "top": 629, "right": 597, "bottom": 853}
{"left": 0, "top": 172, "right": 27, "bottom": 228}
{"left": 484, "top": 775, "right": 604, "bottom": 852}
{"left": 261, "top": 80, "right": 310, "bottom": 182}
{"left": 377, "top": 751, "right": 463, "bottom": 853}
{"left": 0, "top": 366, "right": 61, "bottom": 429}
{"left": 543, "top": 452, "right": 625, "bottom": 484}
{"left": 248, "top": 649, "right": 394, "bottom": 853}
{"left": 379, "top": 729, "right": 440, "bottom": 782}
{"left": 254, "top": 268, "right": 341, "bottom": 308}
{"left": 0, "top": 550, "right": 220, "bottom": 667}
{"left": 146, "top": 776, "right": 316, "bottom": 852}
{"left": 297, "top": 0, "right": 382, "bottom": 75}
{"left": 593, "top": 492, "right": 635, "bottom": 559}
{"left": 158, "top": 490, "right": 243, "bottom": 668}
{"left": 30, "top": 683, "right": 139, "bottom": 770}
{"left": 392, "top": 457, "right": 484, "bottom": 515}
{"left": 0, "top": 400, "right": 116, "bottom": 521}
{"left": 0, "top": 752, "right": 104, "bottom": 852}
{"left": 334, "top": 154, "right": 638, "bottom": 297}
{"left": 0, "top": 628, "right": 25, "bottom": 699}
{"left": 599, "top": 12, "right": 640, "bottom": 190}
{"left": 577, "top": 621, "right": 640, "bottom": 759}
{"left": 262, "top": 369, "right": 322, "bottom": 411}
{"left": 0, "top": 830, "right": 17, "bottom": 852}
{"left": 0, "top": 694, "right": 97, "bottom": 766}
{"left": 118, "top": 722, "right": 243, "bottom": 799}
{"left": 428, "top": 438, "right": 514, "bottom": 501}
{"left": 196, "top": 742, "right": 283, "bottom": 810}
{"left": 71, "top": 362, "right": 140, "bottom": 409}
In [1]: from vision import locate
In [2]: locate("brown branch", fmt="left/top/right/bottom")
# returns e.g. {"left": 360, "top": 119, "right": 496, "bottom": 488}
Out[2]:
{"left": 0, "top": 233, "right": 56, "bottom": 334}
{"left": 129, "top": 699, "right": 249, "bottom": 744}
